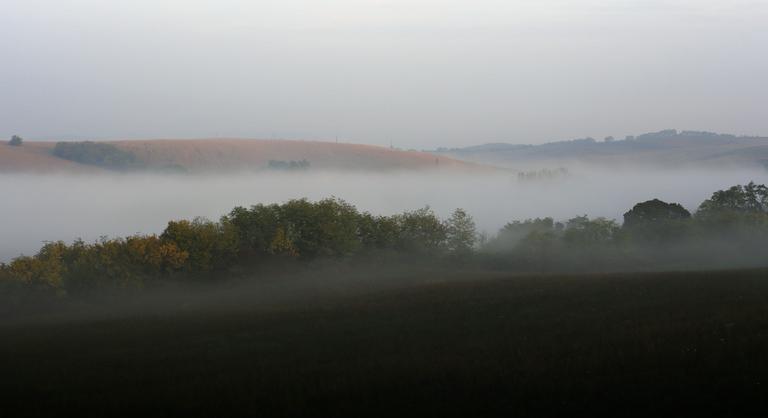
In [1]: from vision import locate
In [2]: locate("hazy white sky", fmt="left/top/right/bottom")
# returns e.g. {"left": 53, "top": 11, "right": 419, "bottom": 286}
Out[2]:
{"left": 2, "top": 0, "right": 767, "bottom": 147}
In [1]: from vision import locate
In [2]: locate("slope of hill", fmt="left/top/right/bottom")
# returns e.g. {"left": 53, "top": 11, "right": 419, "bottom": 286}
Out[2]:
{"left": 113, "top": 139, "right": 481, "bottom": 172}
{"left": 3, "top": 268, "right": 768, "bottom": 416}
{"left": 0, "top": 139, "right": 484, "bottom": 174}
{"left": 0, "top": 142, "right": 105, "bottom": 174}
{"left": 433, "top": 130, "right": 768, "bottom": 170}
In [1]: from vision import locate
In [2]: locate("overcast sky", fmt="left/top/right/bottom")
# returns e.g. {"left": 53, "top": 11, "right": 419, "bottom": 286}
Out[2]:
{"left": 1, "top": 0, "right": 766, "bottom": 148}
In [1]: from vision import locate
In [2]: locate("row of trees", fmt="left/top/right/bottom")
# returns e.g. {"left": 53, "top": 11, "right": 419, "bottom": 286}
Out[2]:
{"left": 267, "top": 160, "right": 311, "bottom": 170}
{"left": 516, "top": 167, "right": 569, "bottom": 182}
{"left": 3, "top": 183, "right": 768, "bottom": 296}
{"left": 0, "top": 237, "right": 189, "bottom": 295}
{"left": 52, "top": 141, "right": 141, "bottom": 170}
{"left": 0, "top": 198, "right": 476, "bottom": 295}
{"left": 482, "top": 182, "right": 768, "bottom": 270}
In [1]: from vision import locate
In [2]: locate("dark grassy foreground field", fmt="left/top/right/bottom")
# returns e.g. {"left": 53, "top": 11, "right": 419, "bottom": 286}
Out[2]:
{"left": 3, "top": 269, "right": 768, "bottom": 417}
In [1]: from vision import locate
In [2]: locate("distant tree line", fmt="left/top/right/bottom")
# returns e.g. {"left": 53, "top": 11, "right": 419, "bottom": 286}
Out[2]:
{"left": 52, "top": 142, "right": 142, "bottom": 170}
{"left": 3, "top": 183, "right": 768, "bottom": 298}
{"left": 268, "top": 160, "right": 310, "bottom": 170}
{"left": 482, "top": 182, "right": 768, "bottom": 271}
{"left": 517, "top": 167, "right": 569, "bottom": 182}
{"left": 0, "top": 198, "right": 474, "bottom": 296}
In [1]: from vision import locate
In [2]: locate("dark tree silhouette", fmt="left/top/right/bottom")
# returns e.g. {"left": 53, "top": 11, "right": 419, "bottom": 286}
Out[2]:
{"left": 697, "top": 182, "right": 768, "bottom": 215}
{"left": 623, "top": 199, "right": 691, "bottom": 227}
{"left": 8, "top": 135, "right": 23, "bottom": 146}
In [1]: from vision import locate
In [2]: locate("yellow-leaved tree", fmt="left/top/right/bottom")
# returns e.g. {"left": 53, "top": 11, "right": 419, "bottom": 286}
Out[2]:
{"left": 268, "top": 226, "right": 298, "bottom": 257}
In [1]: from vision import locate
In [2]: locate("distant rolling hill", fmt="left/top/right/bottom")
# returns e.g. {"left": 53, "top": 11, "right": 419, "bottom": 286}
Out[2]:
{"left": 0, "top": 142, "right": 101, "bottom": 174}
{"left": 0, "top": 139, "right": 485, "bottom": 174}
{"left": 431, "top": 130, "right": 768, "bottom": 170}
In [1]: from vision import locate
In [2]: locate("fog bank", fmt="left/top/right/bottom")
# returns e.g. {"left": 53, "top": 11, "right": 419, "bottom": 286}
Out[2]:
{"left": 2, "top": 168, "right": 767, "bottom": 261}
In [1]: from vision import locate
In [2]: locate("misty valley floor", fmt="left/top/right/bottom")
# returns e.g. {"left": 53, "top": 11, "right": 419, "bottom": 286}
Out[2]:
{"left": 3, "top": 269, "right": 768, "bottom": 416}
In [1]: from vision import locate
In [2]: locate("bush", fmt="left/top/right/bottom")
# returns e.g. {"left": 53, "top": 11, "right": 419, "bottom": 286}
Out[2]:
{"left": 8, "top": 135, "right": 23, "bottom": 146}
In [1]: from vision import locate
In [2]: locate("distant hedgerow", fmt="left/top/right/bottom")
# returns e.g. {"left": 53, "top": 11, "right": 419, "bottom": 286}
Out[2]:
{"left": 52, "top": 141, "right": 141, "bottom": 170}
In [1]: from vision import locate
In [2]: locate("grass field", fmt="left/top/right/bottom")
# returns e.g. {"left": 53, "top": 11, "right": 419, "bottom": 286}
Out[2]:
{"left": 3, "top": 268, "right": 768, "bottom": 416}
{"left": 0, "top": 139, "right": 484, "bottom": 173}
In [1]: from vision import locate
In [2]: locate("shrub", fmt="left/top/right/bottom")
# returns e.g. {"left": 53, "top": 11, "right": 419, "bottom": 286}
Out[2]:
{"left": 8, "top": 135, "right": 23, "bottom": 146}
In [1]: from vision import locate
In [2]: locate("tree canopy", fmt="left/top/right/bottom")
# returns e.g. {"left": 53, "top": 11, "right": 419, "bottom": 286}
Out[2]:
{"left": 623, "top": 199, "right": 691, "bottom": 227}
{"left": 697, "top": 182, "right": 768, "bottom": 216}
{"left": 445, "top": 209, "right": 477, "bottom": 257}
{"left": 4, "top": 182, "right": 768, "bottom": 297}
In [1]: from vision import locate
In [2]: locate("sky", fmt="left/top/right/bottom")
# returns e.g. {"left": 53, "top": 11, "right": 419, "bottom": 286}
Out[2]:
{"left": 1, "top": 0, "right": 767, "bottom": 148}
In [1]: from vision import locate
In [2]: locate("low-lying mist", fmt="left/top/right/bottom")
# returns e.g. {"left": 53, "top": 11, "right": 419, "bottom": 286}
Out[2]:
{"left": 2, "top": 167, "right": 767, "bottom": 262}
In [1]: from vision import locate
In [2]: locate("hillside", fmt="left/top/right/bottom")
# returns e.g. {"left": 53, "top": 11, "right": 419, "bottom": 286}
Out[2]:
{"left": 113, "top": 139, "right": 480, "bottom": 172}
{"left": 0, "top": 139, "right": 483, "bottom": 174}
{"left": 3, "top": 268, "right": 768, "bottom": 416}
{"left": 433, "top": 130, "right": 768, "bottom": 170}
{"left": 0, "top": 142, "right": 104, "bottom": 174}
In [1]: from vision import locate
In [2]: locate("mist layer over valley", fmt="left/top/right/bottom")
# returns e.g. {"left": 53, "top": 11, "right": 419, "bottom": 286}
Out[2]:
{"left": 3, "top": 167, "right": 766, "bottom": 262}
{"left": 4, "top": 0, "right": 768, "bottom": 414}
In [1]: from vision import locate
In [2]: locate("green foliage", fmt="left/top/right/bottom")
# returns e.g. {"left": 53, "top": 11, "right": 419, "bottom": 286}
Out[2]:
{"left": 358, "top": 213, "right": 400, "bottom": 251}
{"left": 688, "top": 183, "right": 768, "bottom": 252}
{"left": 624, "top": 199, "right": 691, "bottom": 226}
{"left": 6, "top": 182, "right": 768, "bottom": 296}
{"left": 444, "top": 209, "right": 477, "bottom": 256}
{"left": 226, "top": 204, "right": 281, "bottom": 256}
{"left": 563, "top": 216, "right": 619, "bottom": 246}
{"left": 485, "top": 218, "right": 557, "bottom": 252}
{"left": 696, "top": 182, "right": 768, "bottom": 229}
{"left": 61, "top": 236, "right": 188, "bottom": 291}
{"left": 278, "top": 198, "right": 362, "bottom": 257}
{"left": 8, "top": 135, "right": 23, "bottom": 146}
{"left": 622, "top": 199, "right": 691, "bottom": 242}
{"left": 0, "top": 264, "right": 17, "bottom": 295}
{"left": 699, "top": 182, "right": 768, "bottom": 214}
{"left": 268, "top": 227, "right": 299, "bottom": 257}
{"left": 483, "top": 183, "right": 768, "bottom": 272}
{"left": 6, "top": 242, "right": 66, "bottom": 293}
{"left": 226, "top": 198, "right": 362, "bottom": 259}
{"left": 0, "top": 236, "right": 188, "bottom": 295}
{"left": 393, "top": 207, "right": 447, "bottom": 254}
{"left": 161, "top": 218, "right": 238, "bottom": 273}
{"left": 513, "top": 228, "right": 562, "bottom": 271}
{"left": 52, "top": 141, "right": 141, "bottom": 170}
